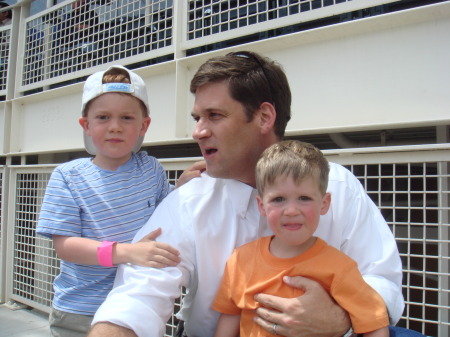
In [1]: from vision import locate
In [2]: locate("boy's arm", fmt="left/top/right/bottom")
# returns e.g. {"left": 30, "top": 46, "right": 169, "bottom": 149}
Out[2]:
{"left": 214, "top": 314, "right": 240, "bottom": 337}
{"left": 53, "top": 227, "right": 180, "bottom": 268}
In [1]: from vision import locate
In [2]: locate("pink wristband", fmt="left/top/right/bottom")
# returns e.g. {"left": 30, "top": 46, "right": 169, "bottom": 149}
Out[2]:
{"left": 97, "top": 241, "right": 117, "bottom": 267}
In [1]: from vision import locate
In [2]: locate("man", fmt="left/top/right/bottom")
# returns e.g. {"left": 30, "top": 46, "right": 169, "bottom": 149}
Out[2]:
{"left": 89, "top": 51, "right": 407, "bottom": 337}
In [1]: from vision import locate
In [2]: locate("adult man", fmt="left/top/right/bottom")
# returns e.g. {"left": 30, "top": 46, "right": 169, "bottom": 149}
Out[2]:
{"left": 89, "top": 51, "right": 405, "bottom": 337}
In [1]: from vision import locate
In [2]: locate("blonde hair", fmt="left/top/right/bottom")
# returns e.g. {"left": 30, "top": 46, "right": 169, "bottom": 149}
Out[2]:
{"left": 256, "top": 140, "right": 329, "bottom": 196}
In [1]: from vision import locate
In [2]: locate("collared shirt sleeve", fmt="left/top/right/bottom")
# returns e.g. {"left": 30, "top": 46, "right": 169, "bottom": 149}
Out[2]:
{"left": 92, "top": 189, "right": 196, "bottom": 336}
{"left": 315, "top": 162, "right": 404, "bottom": 324}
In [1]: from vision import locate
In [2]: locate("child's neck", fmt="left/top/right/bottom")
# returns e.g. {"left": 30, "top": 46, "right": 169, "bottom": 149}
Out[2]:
{"left": 269, "top": 236, "right": 317, "bottom": 259}
{"left": 92, "top": 154, "right": 132, "bottom": 171}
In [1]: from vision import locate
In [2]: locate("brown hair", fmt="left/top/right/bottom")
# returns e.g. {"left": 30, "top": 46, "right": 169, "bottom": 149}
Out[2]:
{"left": 256, "top": 140, "right": 329, "bottom": 196}
{"left": 190, "top": 51, "right": 291, "bottom": 139}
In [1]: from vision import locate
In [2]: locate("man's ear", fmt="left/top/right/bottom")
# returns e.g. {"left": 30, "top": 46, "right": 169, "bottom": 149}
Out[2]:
{"left": 258, "top": 102, "right": 276, "bottom": 135}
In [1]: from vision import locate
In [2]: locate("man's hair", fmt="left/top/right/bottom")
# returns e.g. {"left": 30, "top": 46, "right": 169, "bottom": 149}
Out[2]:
{"left": 190, "top": 51, "right": 291, "bottom": 139}
{"left": 256, "top": 140, "right": 329, "bottom": 196}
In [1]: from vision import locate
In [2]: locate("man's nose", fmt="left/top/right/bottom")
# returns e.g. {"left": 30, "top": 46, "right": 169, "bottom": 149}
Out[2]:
{"left": 192, "top": 120, "right": 210, "bottom": 140}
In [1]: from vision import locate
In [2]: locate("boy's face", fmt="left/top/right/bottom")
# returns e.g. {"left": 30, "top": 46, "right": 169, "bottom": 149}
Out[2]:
{"left": 79, "top": 93, "right": 150, "bottom": 170}
{"left": 191, "top": 81, "right": 274, "bottom": 186}
{"left": 257, "top": 174, "right": 331, "bottom": 255}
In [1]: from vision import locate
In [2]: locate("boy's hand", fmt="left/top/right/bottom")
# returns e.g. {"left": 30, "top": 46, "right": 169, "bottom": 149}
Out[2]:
{"left": 175, "top": 160, "right": 206, "bottom": 188}
{"left": 115, "top": 228, "right": 181, "bottom": 268}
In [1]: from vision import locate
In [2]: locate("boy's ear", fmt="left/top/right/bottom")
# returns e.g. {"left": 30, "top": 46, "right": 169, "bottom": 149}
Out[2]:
{"left": 140, "top": 116, "right": 151, "bottom": 136}
{"left": 79, "top": 117, "right": 89, "bottom": 133}
{"left": 256, "top": 195, "right": 267, "bottom": 217}
{"left": 321, "top": 192, "right": 331, "bottom": 215}
{"left": 258, "top": 102, "right": 276, "bottom": 135}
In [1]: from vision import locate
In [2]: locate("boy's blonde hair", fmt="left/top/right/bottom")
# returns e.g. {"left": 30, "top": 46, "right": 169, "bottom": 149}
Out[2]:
{"left": 256, "top": 140, "right": 329, "bottom": 196}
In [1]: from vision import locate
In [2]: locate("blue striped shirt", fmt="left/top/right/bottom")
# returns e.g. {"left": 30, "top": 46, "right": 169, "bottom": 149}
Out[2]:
{"left": 36, "top": 151, "right": 171, "bottom": 315}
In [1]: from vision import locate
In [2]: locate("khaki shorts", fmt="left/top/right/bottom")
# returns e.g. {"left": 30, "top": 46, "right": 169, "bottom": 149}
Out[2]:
{"left": 49, "top": 308, "right": 93, "bottom": 337}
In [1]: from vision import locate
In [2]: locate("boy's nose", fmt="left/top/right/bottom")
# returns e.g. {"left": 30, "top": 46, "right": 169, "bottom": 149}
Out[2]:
{"left": 109, "top": 118, "right": 122, "bottom": 131}
{"left": 284, "top": 203, "right": 301, "bottom": 216}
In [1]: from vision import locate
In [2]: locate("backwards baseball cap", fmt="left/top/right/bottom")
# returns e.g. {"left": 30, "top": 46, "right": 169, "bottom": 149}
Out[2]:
{"left": 81, "top": 65, "right": 150, "bottom": 155}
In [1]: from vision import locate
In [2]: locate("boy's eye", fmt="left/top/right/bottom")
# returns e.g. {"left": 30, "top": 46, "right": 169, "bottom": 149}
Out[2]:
{"left": 299, "top": 196, "right": 312, "bottom": 201}
{"left": 96, "top": 115, "right": 108, "bottom": 120}
{"left": 272, "top": 196, "right": 284, "bottom": 203}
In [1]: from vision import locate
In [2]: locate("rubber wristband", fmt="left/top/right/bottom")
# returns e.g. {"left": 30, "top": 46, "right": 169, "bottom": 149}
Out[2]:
{"left": 97, "top": 241, "right": 117, "bottom": 267}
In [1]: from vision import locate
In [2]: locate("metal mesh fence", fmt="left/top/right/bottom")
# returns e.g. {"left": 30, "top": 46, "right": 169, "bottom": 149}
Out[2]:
{"left": 22, "top": 0, "right": 174, "bottom": 84}
{"left": 0, "top": 27, "right": 10, "bottom": 92}
{"left": 348, "top": 161, "right": 450, "bottom": 336}
{"left": 186, "top": 0, "right": 349, "bottom": 39}
{"left": 5, "top": 153, "right": 450, "bottom": 336}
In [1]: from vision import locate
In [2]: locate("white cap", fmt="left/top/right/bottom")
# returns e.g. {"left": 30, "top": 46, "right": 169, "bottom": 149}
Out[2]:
{"left": 81, "top": 65, "right": 150, "bottom": 155}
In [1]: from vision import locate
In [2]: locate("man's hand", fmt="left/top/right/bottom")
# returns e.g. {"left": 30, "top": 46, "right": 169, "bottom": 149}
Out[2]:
{"left": 253, "top": 276, "right": 351, "bottom": 337}
{"left": 88, "top": 322, "right": 137, "bottom": 337}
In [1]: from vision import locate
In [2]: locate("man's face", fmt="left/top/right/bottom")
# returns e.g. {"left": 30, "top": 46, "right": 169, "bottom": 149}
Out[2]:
{"left": 191, "top": 81, "right": 267, "bottom": 186}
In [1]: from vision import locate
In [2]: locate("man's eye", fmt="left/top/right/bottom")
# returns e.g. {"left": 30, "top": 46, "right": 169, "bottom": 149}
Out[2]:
{"left": 209, "top": 113, "right": 223, "bottom": 120}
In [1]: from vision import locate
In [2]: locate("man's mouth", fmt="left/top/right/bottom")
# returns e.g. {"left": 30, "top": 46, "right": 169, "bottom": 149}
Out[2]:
{"left": 204, "top": 147, "right": 217, "bottom": 156}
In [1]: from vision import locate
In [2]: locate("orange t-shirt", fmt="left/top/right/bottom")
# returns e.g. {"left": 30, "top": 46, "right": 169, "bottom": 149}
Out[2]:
{"left": 212, "top": 237, "right": 389, "bottom": 336}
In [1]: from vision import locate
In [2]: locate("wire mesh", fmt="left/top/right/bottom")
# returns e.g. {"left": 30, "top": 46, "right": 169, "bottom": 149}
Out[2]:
{"left": 0, "top": 27, "right": 10, "bottom": 91}
{"left": 7, "top": 156, "right": 450, "bottom": 336}
{"left": 348, "top": 162, "right": 450, "bottom": 336}
{"left": 22, "top": 0, "right": 174, "bottom": 84}
{"left": 186, "top": 0, "right": 349, "bottom": 39}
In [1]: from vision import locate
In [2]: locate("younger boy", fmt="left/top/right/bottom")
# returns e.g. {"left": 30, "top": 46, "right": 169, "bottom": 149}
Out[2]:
{"left": 212, "top": 140, "right": 389, "bottom": 337}
{"left": 37, "top": 65, "right": 202, "bottom": 336}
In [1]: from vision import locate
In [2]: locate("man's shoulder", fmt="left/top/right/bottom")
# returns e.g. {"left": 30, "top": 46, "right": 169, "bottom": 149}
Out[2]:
{"left": 176, "top": 174, "right": 252, "bottom": 197}
{"left": 328, "top": 162, "right": 362, "bottom": 190}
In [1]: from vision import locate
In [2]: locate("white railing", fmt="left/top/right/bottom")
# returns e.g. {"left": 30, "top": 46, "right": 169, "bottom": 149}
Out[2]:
{"left": 2, "top": 0, "right": 402, "bottom": 94}
{"left": 1, "top": 146, "right": 449, "bottom": 336}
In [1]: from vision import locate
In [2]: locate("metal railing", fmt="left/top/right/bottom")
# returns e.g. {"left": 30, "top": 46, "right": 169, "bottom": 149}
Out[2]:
{"left": 1, "top": 145, "right": 449, "bottom": 336}
{"left": 2, "top": 0, "right": 403, "bottom": 94}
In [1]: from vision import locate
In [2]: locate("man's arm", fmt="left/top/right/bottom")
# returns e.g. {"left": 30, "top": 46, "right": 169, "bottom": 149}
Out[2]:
{"left": 91, "top": 191, "right": 196, "bottom": 337}
{"left": 88, "top": 322, "right": 137, "bottom": 337}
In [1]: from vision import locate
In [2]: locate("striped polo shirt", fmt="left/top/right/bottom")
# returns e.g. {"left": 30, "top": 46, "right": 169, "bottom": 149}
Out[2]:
{"left": 36, "top": 151, "right": 171, "bottom": 315}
